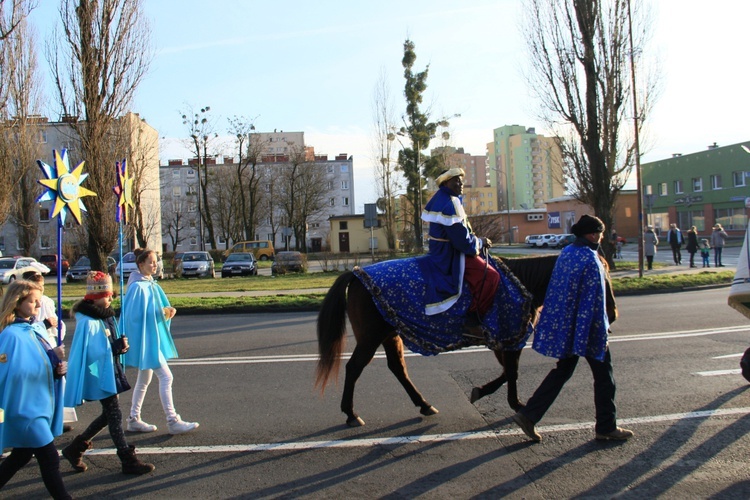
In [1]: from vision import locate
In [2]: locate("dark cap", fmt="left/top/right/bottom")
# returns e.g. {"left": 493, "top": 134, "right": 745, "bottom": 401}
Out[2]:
{"left": 571, "top": 214, "right": 605, "bottom": 237}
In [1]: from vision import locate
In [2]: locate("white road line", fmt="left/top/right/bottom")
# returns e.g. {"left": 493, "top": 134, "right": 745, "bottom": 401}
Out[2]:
{"left": 713, "top": 353, "right": 743, "bottom": 359}
{"left": 694, "top": 369, "right": 742, "bottom": 377}
{"left": 83, "top": 407, "right": 750, "bottom": 456}
{"left": 170, "top": 326, "right": 750, "bottom": 366}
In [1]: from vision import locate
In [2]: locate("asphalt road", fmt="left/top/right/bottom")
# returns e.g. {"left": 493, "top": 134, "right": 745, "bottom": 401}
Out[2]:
{"left": 4, "top": 287, "right": 750, "bottom": 499}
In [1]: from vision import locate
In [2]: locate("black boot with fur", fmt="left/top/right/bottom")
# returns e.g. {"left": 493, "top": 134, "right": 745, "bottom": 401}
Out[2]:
{"left": 117, "top": 445, "right": 155, "bottom": 475}
{"left": 62, "top": 435, "right": 92, "bottom": 472}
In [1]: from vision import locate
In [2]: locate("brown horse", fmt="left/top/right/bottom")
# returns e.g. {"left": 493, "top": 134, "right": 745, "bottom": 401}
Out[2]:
{"left": 315, "top": 255, "right": 558, "bottom": 426}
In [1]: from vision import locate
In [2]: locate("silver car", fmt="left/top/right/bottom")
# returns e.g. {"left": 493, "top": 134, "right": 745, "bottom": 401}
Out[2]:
{"left": 0, "top": 257, "right": 38, "bottom": 284}
{"left": 176, "top": 251, "right": 215, "bottom": 279}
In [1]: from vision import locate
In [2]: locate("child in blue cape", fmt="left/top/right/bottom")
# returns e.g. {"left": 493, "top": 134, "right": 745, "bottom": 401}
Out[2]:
{"left": 0, "top": 280, "right": 71, "bottom": 499}
{"left": 62, "top": 271, "right": 154, "bottom": 475}
{"left": 122, "top": 248, "right": 199, "bottom": 435}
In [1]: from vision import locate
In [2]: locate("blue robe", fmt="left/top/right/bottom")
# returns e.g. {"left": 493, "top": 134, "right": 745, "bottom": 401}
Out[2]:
{"left": 0, "top": 322, "right": 63, "bottom": 450}
{"left": 121, "top": 278, "right": 178, "bottom": 370}
{"left": 532, "top": 241, "right": 610, "bottom": 361}
{"left": 65, "top": 312, "right": 118, "bottom": 406}
{"left": 419, "top": 185, "right": 482, "bottom": 315}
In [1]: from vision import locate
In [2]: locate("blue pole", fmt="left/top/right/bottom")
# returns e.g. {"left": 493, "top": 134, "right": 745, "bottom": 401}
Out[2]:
{"left": 56, "top": 217, "right": 63, "bottom": 345}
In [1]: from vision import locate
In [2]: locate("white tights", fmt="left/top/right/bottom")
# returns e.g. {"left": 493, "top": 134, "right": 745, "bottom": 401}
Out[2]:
{"left": 129, "top": 363, "right": 178, "bottom": 423}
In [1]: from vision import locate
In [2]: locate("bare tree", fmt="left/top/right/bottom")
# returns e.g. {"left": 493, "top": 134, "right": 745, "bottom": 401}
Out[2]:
{"left": 49, "top": 0, "right": 153, "bottom": 271}
{"left": 206, "top": 163, "right": 238, "bottom": 250}
{"left": 370, "top": 68, "right": 400, "bottom": 251}
{"left": 5, "top": 16, "right": 45, "bottom": 255}
{"left": 181, "top": 104, "right": 219, "bottom": 250}
{"left": 522, "top": 0, "right": 657, "bottom": 262}
{"left": 160, "top": 181, "right": 187, "bottom": 252}
{"left": 228, "top": 116, "right": 264, "bottom": 241}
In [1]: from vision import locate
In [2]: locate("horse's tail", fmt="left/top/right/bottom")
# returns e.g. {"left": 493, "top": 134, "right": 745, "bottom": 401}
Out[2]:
{"left": 315, "top": 270, "right": 355, "bottom": 392}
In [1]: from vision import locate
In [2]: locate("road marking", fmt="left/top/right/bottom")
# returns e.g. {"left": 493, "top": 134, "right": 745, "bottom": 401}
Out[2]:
{"left": 694, "top": 369, "right": 742, "bottom": 377}
{"left": 713, "top": 353, "right": 743, "bottom": 359}
{"left": 170, "top": 326, "right": 750, "bottom": 366}
{"left": 83, "top": 407, "right": 750, "bottom": 456}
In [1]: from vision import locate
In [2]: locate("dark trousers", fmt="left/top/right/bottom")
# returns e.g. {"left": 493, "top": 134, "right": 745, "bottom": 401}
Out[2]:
{"left": 0, "top": 441, "right": 71, "bottom": 500}
{"left": 520, "top": 348, "right": 617, "bottom": 434}
{"left": 714, "top": 247, "right": 723, "bottom": 266}
{"left": 688, "top": 251, "right": 696, "bottom": 267}
{"left": 670, "top": 244, "right": 682, "bottom": 264}
{"left": 80, "top": 394, "right": 128, "bottom": 451}
{"left": 646, "top": 255, "right": 654, "bottom": 270}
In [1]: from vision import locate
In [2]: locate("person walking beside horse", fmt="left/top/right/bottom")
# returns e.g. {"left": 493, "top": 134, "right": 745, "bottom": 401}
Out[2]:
{"left": 419, "top": 168, "right": 499, "bottom": 337}
{"left": 512, "top": 214, "right": 633, "bottom": 443}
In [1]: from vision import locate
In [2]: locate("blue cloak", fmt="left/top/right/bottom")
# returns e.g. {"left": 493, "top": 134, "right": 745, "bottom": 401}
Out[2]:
{"left": 65, "top": 312, "right": 118, "bottom": 406}
{"left": 121, "top": 279, "right": 178, "bottom": 370}
{"left": 419, "top": 185, "right": 482, "bottom": 315}
{"left": 532, "top": 242, "right": 610, "bottom": 361}
{"left": 0, "top": 322, "right": 63, "bottom": 449}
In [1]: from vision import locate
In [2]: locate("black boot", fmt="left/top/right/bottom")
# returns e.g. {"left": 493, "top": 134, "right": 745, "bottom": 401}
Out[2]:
{"left": 117, "top": 445, "right": 155, "bottom": 475}
{"left": 463, "top": 311, "right": 484, "bottom": 339}
{"left": 62, "top": 435, "right": 92, "bottom": 472}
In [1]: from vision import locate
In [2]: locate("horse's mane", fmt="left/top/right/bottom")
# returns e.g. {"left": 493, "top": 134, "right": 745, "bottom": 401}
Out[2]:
{"left": 495, "top": 254, "right": 558, "bottom": 311}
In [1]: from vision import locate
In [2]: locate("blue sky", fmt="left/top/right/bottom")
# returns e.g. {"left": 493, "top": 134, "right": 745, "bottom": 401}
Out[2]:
{"left": 29, "top": 1, "right": 750, "bottom": 212}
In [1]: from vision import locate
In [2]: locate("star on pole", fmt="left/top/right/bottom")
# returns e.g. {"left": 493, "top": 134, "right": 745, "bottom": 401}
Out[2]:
{"left": 113, "top": 159, "right": 134, "bottom": 223}
{"left": 37, "top": 149, "right": 97, "bottom": 225}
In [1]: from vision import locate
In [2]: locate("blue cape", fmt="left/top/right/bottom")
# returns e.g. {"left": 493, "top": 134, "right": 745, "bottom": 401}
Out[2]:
{"left": 0, "top": 322, "right": 63, "bottom": 449}
{"left": 65, "top": 312, "right": 118, "bottom": 406}
{"left": 532, "top": 242, "right": 610, "bottom": 361}
{"left": 121, "top": 279, "right": 178, "bottom": 369}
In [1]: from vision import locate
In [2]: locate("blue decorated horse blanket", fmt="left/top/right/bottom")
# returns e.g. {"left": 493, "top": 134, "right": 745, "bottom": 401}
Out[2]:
{"left": 352, "top": 256, "right": 533, "bottom": 355}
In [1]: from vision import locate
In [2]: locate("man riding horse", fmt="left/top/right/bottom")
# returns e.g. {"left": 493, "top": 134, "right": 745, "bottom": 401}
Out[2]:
{"left": 419, "top": 168, "right": 500, "bottom": 337}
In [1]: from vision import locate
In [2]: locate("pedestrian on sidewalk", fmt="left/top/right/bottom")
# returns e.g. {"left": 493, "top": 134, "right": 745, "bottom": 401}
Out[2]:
{"left": 667, "top": 223, "right": 683, "bottom": 265}
{"left": 511, "top": 214, "right": 633, "bottom": 443}
{"left": 685, "top": 226, "right": 699, "bottom": 268}
{"left": 62, "top": 271, "right": 155, "bottom": 475}
{"left": 701, "top": 239, "right": 711, "bottom": 267}
{"left": 711, "top": 223, "right": 728, "bottom": 267}
{"left": 644, "top": 225, "right": 659, "bottom": 271}
{"left": 121, "top": 248, "right": 199, "bottom": 435}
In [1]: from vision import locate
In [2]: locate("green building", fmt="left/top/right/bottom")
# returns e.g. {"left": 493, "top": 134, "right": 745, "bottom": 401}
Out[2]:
{"left": 641, "top": 141, "right": 750, "bottom": 236}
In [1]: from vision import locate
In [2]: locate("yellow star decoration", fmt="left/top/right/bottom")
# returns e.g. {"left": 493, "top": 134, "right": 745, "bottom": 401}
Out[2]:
{"left": 113, "top": 159, "right": 134, "bottom": 223}
{"left": 37, "top": 149, "right": 97, "bottom": 225}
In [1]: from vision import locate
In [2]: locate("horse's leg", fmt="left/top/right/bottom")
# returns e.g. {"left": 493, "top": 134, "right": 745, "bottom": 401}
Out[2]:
{"left": 503, "top": 349, "right": 524, "bottom": 411}
{"left": 341, "top": 342, "right": 380, "bottom": 427}
{"left": 382, "top": 335, "right": 438, "bottom": 416}
{"left": 470, "top": 350, "right": 507, "bottom": 403}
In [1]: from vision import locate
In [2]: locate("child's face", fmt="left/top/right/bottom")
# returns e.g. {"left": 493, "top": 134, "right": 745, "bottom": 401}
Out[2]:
{"left": 16, "top": 290, "right": 42, "bottom": 320}
{"left": 138, "top": 253, "right": 158, "bottom": 277}
{"left": 93, "top": 295, "right": 112, "bottom": 308}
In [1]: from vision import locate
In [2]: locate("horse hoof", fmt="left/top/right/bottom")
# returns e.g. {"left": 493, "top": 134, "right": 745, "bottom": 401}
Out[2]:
{"left": 470, "top": 388, "right": 482, "bottom": 404}
{"left": 420, "top": 406, "right": 439, "bottom": 416}
{"left": 346, "top": 416, "right": 365, "bottom": 427}
{"left": 510, "top": 401, "right": 525, "bottom": 411}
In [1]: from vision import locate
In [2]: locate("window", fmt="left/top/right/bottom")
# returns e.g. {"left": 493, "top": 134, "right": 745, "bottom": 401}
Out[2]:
{"left": 326, "top": 181, "right": 333, "bottom": 190}
{"left": 327, "top": 165, "right": 334, "bottom": 173}
{"left": 40, "top": 236, "right": 50, "bottom": 249}
{"left": 342, "top": 197, "right": 349, "bottom": 206}
{"left": 267, "top": 234, "right": 273, "bottom": 242}
{"left": 218, "top": 236, "right": 226, "bottom": 244}
{"left": 673, "top": 179, "right": 684, "bottom": 194}
{"left": 677, "top": 210, "right": 705, "bottom": 232}
{"left": 172, "top": 186, "right": 181, "bottom": 196}
{"left": 714, "top": 208, "right": 748, "bottom": 230}
{"left": 692, "top": 177, "right": 703, "bottom": 192}
{"left": 38, "top": 130, "right": 47, "bottom": 143}
{"left": 39, "top": 208, "right": 50, "bottom": 222}
{"left": 172, "top": 169, "right": 180, "bottom": 179}
{"left": 658, "top": 183, "right": 668, "bottom": 196}
{"left": 339, "top": 221, "right": 348, "bottom": 230}
{"left": 187, "top": 169, "right": 196, "bottom": 178}
{"left": 186, "top": 185, "right": 196, "bottom": 195}
{"left": 189, "top": 219, "right": 196, "bottom": 229}
{"left": 189, "top": 236, "right": 197, "bottom": 245}
{"left": 329, "top": 198, "right": 335, "bottom": 206}
{"left": 0, "top": 236, "right": 4, "bottom": 252}
{"left": 310, "top": 222, "right": 320, "bottom": 229}
{"left": 341, "top": 181, "right": 349, "bottom": 189}
{"left": 341, "top": 165, "right": 348, "bottom": 173}
{"left": 710, "top": 174, "right": 722, "bottom": 190}
{"left": 734, "top": 171, "right": 747, "bottom": 187}
{"left": 188, "top": 203, "right": 196, "bottom": 212}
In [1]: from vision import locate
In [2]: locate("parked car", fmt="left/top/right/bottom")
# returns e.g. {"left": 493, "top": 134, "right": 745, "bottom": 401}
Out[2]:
{"left": 223, "top": 240, "right": 275, "bottom": 261}
{"left": 176, "top": 251, "right": 215, "bottom": 278}
{"left": 66, "top": 256, "right": 117, "bottom": 283}
{"left": 39, "top": 254, "right": 70, "bottom": 275}
{"left": 534, "top": 234, "right": 559, "bottom": 248}
{"left": 114, "top": 252, "right": 138, "bottom": 282}
{"left": 554, "top": 234, "right": 576, "bottom": 248}
{"left": 271, "top": 251, "right": 306, "bottom": 275}
{"left": 221, "top": 252, "right": 258, "bottom": 278}
{"left": 0, "top": 256, "right": 39, "bottom": 284}
{"left": 525, "top": 234, "right": 543, "bottom": 247}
